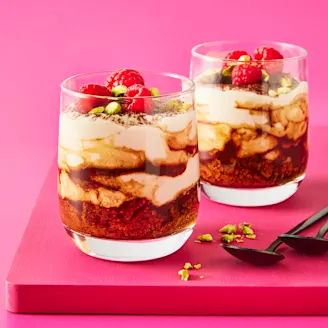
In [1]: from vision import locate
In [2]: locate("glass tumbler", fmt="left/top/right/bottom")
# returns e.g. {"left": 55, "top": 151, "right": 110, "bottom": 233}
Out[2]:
{"left": 58, "top": 71, "right": 199, "bottom": 261}
{"left": 190, "top": 41, "right": 308, "bottom": 206}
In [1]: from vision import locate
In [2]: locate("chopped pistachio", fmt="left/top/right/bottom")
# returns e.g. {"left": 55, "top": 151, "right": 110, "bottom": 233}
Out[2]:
{"left": 239, "top": 222, "right": 252, "bottom": 230}
{"left": 222, "top": 65, "right": 235, "bottom": 77}
{"left": 277, "top": 87, "right": 291, "bottom": 95}
{"left": 238, "top": 55, "right": 251, "bottom": 62}
{"left": 245, "top": 234, "right": 257, "bottom": 240}
{"left": 280, "top": 76, "right": 292, "bottom": 87}
{"left": 105, "top": 102, "right": 122, "bottom": 114}
{"left": 221, "top": 234, "right": 237, "bottom": 243}
{"left": 111, "top": 85, "right": 127, "bottom": 97}
{"left": 268, "top": 89, "right": 277, "bottom": 97}
{"left": 88, "top": 106, "right": 105, "bottom": 114}
{"left": 149, "top": 87, "right": 160, "bottom": 97}
{"left": 219, "top": 224, "right": 237, "bottom": 234}
{"left": 194, "top": 264, "right": 201, "bottom": 270}
{"left": 164, "top": 99, "right": 183, "bottom": 112}
{"left": 241, "top": 225, "right": 254, "bottom": 235}
{"left": 197, "top": 234, "right": 213, "bottom": 242}
{"left": 200, "top": 275, "right": 205, "bottom": 279}
{"left": 182, "top": 102, "right": 193, "bottom": 111}
{"left": 184, "top": 262, "right": 193, "bottom": 270}
{"left": 262, "top": 69, "right": 270, "bottom": 82}
{"left": 178, "top": 269, "right": 189, "bottom": 281}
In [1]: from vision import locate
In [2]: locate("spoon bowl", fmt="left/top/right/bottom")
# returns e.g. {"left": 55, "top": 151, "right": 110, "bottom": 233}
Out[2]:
{"left": 222, "top": 244, "right": 285, "bottom": 265}
{"left": 279, "top": 235, "right": 328, "bottom": 254}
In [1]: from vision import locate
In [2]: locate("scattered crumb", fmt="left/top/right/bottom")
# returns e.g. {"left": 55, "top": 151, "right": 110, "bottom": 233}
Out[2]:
{"left": 184, "top": 262, "right": 193, "bottom": 270}
{"left": 245, "top": 234, "right": 257, "bottom": 239}
{"left": 194, "top": 240, "right": 201, "bottom": 243}
{"left": 200, "top": 275, "right": 205, "bottom": 279}
{"left": 178, "top": 269, "right": 189, "bottom": 281}
{"left": 194, "top": 264, "right": 201, "bottom": 270}
{"left": 197, "top": 234, "right": 213, "bottom": 242}
{"left": 219, "top": 224, "right": 237, "bottom": 234}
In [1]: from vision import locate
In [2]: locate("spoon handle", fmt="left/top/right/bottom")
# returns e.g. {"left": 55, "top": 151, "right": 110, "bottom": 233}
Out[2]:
{"left": 267, "top": 206, "right": 328, "bottom": 252}
{"left": 317, "top": 220, "right": 328, "bottom": 238}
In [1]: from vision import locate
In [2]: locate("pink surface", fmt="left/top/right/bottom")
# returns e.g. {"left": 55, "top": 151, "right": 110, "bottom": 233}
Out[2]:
{"left": 1, "top": 0, "right": 328, "bottom": 325}
{"left": 4, "top": 127, "right": 328, "bottom": 318}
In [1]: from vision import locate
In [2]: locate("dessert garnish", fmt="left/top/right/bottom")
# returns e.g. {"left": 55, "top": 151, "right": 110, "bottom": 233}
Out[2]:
{"left": 111, "top": 85, "right": 127, "bottom": 97}
{"left": 196, "top": 234, "right": 213, "bottom": 242}
{"left": 194, "top": 264, "right": 201, "bottom": 269}
{"left": 105, "top": 68, "right": 145, "bottom": 89}
{"left": 88, "top": 106, "right": 105, "bottom": 114}
{"left": 104, "top": 102, "right": 122, "bottom": 114}
{"left": 219, "top": 222, "right": 256, "bottom": 243}
{"left": 183, "top": 262, "right": 193, "bottom": 270}
{"left": 219, "top": 224, "right": 237, "bottom": 234}
{"left": 149, "top": 87, "right": 160, "bottom": 96}
{"left": 232, "top": 64, "right": 262, "bottom": 85}
{"left": 75, "top": 84, "right": 112, "bottom": 113}
{"left": 178, "top": 269, "right": 189, "bottom": 281}
{"left": 254, "top": 46, "right": 284, "bottom": 75}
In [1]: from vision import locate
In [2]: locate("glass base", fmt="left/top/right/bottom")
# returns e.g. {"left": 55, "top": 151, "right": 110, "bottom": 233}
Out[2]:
{"left": 65, "top": 226, "right": 193, "bottom": 262}
{"left": 201, "top": 181, "right": 301, "bottom": 207}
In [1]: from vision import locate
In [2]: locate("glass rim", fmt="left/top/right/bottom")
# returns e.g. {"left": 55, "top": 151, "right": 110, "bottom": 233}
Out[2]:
{"left": 191, "top": 40, "right": 308, "bottom": 63}
{"left": 61, "top": 70, "right": 195, "bottom": 100}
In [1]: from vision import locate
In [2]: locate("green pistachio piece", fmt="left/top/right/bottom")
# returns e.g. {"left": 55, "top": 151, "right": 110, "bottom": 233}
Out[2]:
{"left": 183, "top": 262, "right": 193, "bottom": 270}
{"left": 165, "top": 99, "right": 183, "bottom": 112}
{"left": 178, "top": 269, "right": 189, "bottom": 281}
{"left": 182, "top": 102, "right": 193, "bottom": 111}
{"left": 194, "top": 264, "right": 201, "bottom": 270}
{"left": 221, "top": 234, "right": 237, "bottom": 243}
{"left": 241, "top": 225, "right": 254, "bottom": 235}
{"left": 104, "top": 102, "right": 122, "bottom": 114}
{"left": 262, "top": 69, "right": 270, "bottom": 82}
{"left": 277, "top": 87, "right": 291, "bottom": 95}
{"left": 245, "top": 234, "right": 257, "bottom": 240}
{"left": 111, "top": 85, "right": 127, "bottom": 97}
{"left": 219, "top": 224, "right": 237, "bottom": 234}
{"left": 280, "top": 76, "right": 292, "bottom": 87}
{"left": 149, "top": 87, "right": 160, "bottom": 97}
{"left": 238, "top": 55, "right": 251, "bottom": 62}
{"left": 222, "top": 65, "right": 236, "bottom": 77}
{"left": 197, "top": 234, "right": 213, "bottom": 242}
{"left": 268, "top": 90, "right": 277, "bottom": 97}
{"left": 88, "top": 106, "right": 105, "bottom": 114}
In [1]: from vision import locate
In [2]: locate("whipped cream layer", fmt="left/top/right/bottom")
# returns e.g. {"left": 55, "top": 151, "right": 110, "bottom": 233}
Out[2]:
{"left": 59, "top": 154, "right": 199, "bottom": 208}
{"left": 195, "top": 81, "right": 308, "bottom": 126}
{"left": 58, "top": 110, "right": 197, "bottom": 170}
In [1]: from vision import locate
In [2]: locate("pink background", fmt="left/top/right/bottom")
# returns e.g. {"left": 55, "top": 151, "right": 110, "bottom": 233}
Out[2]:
{"left": 1, "top": 0, "right": 328, "bottom": 326}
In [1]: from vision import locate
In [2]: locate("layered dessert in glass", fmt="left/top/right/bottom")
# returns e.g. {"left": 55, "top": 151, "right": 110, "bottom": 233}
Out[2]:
{"left": 58, "top": 69, "right": 199, "bottom": 261}
{"left": 190, "top": 41, "right": 308, "bottom": 206}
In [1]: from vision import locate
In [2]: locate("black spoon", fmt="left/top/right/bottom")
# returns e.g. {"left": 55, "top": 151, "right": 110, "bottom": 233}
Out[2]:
{"left": 279, "top": 220, "right": 328, "bottom": 254}
{"left": 221, "top": 206, "right": 328, "bottom": 265}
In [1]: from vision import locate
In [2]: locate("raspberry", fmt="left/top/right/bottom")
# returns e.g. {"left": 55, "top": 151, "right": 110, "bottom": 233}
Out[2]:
{"left": 254, "top": 46, "right": 284, "bottom": 75}
{"left": 232, "top": 64, "right": 262, "bottom": 85}
{"left": 106, "top": 69, "right": 145, "bottom": 90}
{"left": 223, "top": 50, "right": 251, "bottom": 69}
{"left": 75, "top": 84, "right": 112, "bottom": 113}
{"left": 124, "top": 84, "right": 154, "bottom": 113}
{"left": 225, "top": 50, "right": 250, "bottom": 60}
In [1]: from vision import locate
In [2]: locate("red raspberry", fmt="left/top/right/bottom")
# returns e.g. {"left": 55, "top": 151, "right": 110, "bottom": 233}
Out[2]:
{"left": 254, "top": 46, "right": 284, "bottom": 75}
{"left": 75, "top": 84, "right": 112, "bottom": 113}
{"left": 124, "top": 84, "right": 154, "bottom": 114}
{"left": 106, "top": 69, "right": 145, "bottom": 90}
{"left": 232, "top": 64, "right": 262, "bottom": 85}
{"left": 225, "top": 50, "right": 250, "bottom": 60}
{"left": 223, "top": 50, "right": 251, "bottom": 69}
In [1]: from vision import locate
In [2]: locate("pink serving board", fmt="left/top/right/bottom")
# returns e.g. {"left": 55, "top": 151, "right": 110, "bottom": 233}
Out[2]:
{"left": 6, "top": 141, "right": 328, "bottom": 315}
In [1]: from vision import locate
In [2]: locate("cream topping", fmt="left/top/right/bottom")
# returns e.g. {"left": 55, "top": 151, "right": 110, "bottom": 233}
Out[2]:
{"left": 195, "top": 82, "right": 308, "bottom": 125}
